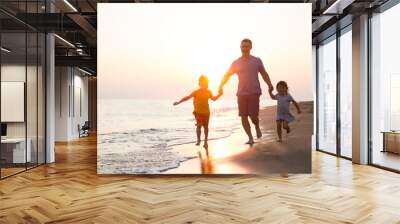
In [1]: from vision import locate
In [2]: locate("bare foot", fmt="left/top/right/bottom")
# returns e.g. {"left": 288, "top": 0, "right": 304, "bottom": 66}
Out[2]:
{"left": 245, "top": 139, "right": 254, "bottom": 145}
{"left": 277, "top": 139, "right": 282, "bottom": 142}
{"left": 256, "top": 127, "right": 262, "bottom": 139}
{"left": 286, "top": 126, "right": 291, "bottom": 134}
{"left": 195, "top": 141, "right": 200, "bottom": 146}
{"left": 280, "top": 173, "right": 289, "bottom": 178}
{"left": 203, "top": 141, "right": 208, "bottom": 149}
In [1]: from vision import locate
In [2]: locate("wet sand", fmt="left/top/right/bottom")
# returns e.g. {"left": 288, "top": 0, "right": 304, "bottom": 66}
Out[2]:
{"left": 165, "top": 101, "right": 313, "bottom": 174}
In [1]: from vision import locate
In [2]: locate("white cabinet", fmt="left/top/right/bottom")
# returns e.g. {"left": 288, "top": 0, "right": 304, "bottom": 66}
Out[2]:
{"left": 1, "top": 138, "right": 32, "bottom": 163}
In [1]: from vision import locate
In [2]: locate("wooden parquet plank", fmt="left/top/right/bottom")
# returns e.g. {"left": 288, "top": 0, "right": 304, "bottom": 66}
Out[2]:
{"left": 0, "top": 135, "right": 400, "bottom": 223}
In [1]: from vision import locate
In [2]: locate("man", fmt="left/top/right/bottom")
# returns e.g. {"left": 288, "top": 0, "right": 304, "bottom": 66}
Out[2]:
{"left": 218, "top": 38, "right": 274, "bottom": 145}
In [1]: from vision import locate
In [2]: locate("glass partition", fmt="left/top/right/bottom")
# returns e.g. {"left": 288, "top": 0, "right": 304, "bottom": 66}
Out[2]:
{"left": 26, "top": 0, "right": 44, "bottom": 169}
{"left": 0, "top": 31, "right": 28, "bottom": 177}
{"left": 27, "top": 30, "right": 38, "bottom": 169}
{"left": 38, "top": 32, "right": 45, "bottom": 165}
{"left": 0, "top": 2, "right": 46, "bottom": 179}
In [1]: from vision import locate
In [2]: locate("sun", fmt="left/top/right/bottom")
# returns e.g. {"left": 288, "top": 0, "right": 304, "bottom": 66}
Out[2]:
{"left": 186, "top": 54, "right": 228, "bottom": 91}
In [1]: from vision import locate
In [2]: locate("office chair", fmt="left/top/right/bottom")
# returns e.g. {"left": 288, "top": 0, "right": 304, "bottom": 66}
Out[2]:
{"left": 79, "top": 121, "right": 90, "bottom": 138}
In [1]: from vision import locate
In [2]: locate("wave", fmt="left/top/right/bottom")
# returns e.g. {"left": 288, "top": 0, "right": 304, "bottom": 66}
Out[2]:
{"left": 98, "top": 125, "right": 239, "bottom": 151}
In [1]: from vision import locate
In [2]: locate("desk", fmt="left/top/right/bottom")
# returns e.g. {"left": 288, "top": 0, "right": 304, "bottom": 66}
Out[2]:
{"left": 382, "top": 131, "right": 400, "bottom": 154}
{"left": 1, "top": 138, "right": 31, "bottom": 163}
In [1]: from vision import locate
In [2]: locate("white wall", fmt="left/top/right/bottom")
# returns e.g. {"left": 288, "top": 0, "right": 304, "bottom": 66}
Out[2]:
{"left": 70, "top": 73, "right": 89, "bottom": 139}
{"left": 55, "top": 67, "right": 89, "bottom": 141}
{"left": 55, "top": 66, "right": 70, "bottom": 141}
{"left": 1, "top": 63, "right": 46, "bottom": 164}
{"left": 1, "top": 65, "right": 26, "bottom": 138}
{"left": 1, "top": 65, "right": 39, "bottom": 138}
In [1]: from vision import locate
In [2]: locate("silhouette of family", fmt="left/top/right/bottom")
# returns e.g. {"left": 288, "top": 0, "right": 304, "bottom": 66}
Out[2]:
{"left": 174, "top": 38, "right": 301, "bottom": 148}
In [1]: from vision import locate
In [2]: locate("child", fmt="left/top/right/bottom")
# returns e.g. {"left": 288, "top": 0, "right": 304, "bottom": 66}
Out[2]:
{"left": 173, "top": 75, "right": 222, "bottom": 148}
{"left": 268, "top": 81, "right": 301, "bottom": 142}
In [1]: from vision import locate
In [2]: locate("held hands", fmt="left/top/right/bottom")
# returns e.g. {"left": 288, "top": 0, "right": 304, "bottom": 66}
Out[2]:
{"left": 218, "top": 87, "right": 224, "bottom": 96}
{"left": 268, "top": 84, "right": 274, "bottom": 92}
{"left": 268, "top": 87, "right": 273, "bottom": 93}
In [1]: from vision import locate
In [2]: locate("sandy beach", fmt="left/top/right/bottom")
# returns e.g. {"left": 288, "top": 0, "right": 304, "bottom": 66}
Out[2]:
{"left": 165, "top": 101, "right": 313, "bottom": 174}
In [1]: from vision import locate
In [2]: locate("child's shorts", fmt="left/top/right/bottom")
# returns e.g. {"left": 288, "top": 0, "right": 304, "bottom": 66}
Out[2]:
{"left": 276, "top": 113, "right": 294, "bottom": 123}
{"left": 193, "top": 112, "right": 210, "bottom": 126}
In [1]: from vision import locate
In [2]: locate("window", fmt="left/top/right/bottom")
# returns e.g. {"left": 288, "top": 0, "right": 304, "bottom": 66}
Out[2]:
{"left": 339, "top": 27, "right": 352, "bottom": 158}
{"left": 370, "top": 3, "right": 400, "bottom": 171}
{"left": 317, "top": 36, "right": 337, "bottom": 154}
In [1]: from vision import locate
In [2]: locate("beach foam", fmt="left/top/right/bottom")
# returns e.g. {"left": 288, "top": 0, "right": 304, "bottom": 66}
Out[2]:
{"left": 97, "top": 99, "right": 242, "bottom": 174}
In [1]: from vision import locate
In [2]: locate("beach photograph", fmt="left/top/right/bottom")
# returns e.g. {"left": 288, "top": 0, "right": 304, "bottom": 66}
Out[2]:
{"left": 97, "top": 3, "right": 313, "bottom": 174}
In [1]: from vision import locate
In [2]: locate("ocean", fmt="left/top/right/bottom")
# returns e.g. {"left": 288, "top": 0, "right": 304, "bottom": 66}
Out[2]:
{"left": 97, "top": 98, "right": 273, "bottom": 174}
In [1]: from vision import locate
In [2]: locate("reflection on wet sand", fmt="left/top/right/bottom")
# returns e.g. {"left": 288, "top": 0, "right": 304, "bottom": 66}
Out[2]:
{"left": 165, "top": 101, "right": 313, "bottom": 174}
{"left": 197, "top": 143, "right": 254, "bottom": 174}
{"left": 198, "top": 151, "right": 214, "bottom": 174}
{"left": 165, "top": 130, "right": 255, "bottom": 174}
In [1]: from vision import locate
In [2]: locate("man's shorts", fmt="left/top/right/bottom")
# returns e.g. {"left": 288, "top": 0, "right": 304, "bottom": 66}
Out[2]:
{"left": 237, "top": 94, "right": 260, "bottom": 117}
{"left": 193, "top": 112, "right": 210, "bottom": 126}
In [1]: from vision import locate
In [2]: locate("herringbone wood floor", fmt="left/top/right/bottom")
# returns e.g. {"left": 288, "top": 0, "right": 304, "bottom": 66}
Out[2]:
{"left": 1, "top": 135, "right": 400, "bottom": 224}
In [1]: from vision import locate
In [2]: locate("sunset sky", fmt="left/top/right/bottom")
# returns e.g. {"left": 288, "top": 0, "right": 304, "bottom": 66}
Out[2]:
{"left": 98, "top": 3, "right": 312, "bottom": 101}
